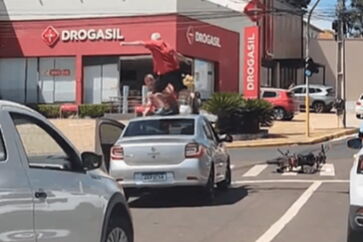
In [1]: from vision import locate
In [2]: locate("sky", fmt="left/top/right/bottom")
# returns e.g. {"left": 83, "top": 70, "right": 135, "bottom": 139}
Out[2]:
{"left": 310, "top": 0, "right": 344, "bottom": 30}
{"left": 208, "top": 0, "right": 339, "bottom": 31}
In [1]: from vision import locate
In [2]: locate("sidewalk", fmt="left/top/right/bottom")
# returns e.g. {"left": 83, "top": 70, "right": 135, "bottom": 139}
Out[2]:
{"left": 226, "top": 113, "right": 358, "bottom": 148}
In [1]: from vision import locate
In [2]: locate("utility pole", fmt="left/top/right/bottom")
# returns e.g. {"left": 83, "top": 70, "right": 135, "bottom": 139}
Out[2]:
{"left": 305, "top": 0, "right": 321, "bottom": 137}
{"left": 336, "top": 0, "right": 346, "bottom": 128}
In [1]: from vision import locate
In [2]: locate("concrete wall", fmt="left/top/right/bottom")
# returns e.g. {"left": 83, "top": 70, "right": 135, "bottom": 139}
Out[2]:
{"left": 309, "top": 38, "right": 363, "bottom": 112}
{"left": 309, "top": 39, "right": 337, "bottom": 88}
{"left": 273, "top": 0, "right": 303, "bottom": 59}
{"left": 345, "top": 40, "right": 363, "bottom": 107}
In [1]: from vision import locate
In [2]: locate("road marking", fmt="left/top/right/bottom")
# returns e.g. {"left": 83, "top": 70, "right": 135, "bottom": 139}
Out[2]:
{"left": 242, "top": 165, "right": 268, "bottom": 177}
{"left": 281, "top": 167, "right": 299, "bottom": 176}
{"left": 255, "top": 181, "right": 322, "bottom": 242}
{"left": 233, "top": 179, "right": 348, "bottom": 184}
{"left": 320, "top": 164, "right": 335, "bottom": 176}
{"left": 281, "top": 172, "right": 297, "bottom": 176}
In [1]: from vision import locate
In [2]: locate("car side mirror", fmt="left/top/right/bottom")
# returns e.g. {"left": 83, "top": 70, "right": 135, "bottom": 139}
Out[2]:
{"left": 81, "top": 152, "right": 102, "bottom": 171}
{"left": 219, "top": 134, "right": 233, "bottom": 143}
{"left": 347, "top": 138, "right": 362, "bottom": 150}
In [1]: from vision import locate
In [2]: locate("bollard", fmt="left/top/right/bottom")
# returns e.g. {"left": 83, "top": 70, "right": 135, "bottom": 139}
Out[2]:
{"left": 122, "top": 85, "right": 129, "bottom": 114}
{"left": 142, "top": 85, "right": 148, "bottom": 105}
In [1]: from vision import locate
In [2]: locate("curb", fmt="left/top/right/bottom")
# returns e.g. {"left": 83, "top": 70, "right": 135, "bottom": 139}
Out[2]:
{"left": 226, "top": 128, "right": 358, "bottom": 149}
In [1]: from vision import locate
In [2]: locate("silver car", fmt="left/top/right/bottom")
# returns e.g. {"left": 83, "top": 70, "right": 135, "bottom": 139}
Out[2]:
{"left": 289, "top": 84, "right": 335, "bottom": 113}
{"left": 0, "top": 101, "right": 133, "bottom": 242}
{"left": 98, "top": 115, "right": 233, "bottom": 200}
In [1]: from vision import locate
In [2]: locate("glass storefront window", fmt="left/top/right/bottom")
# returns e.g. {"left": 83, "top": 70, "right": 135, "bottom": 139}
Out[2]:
{"left": 194, "top": 59, "right": 215, "bottom": 99}
{"left": 0, "top": 57, "right": 76, "bottom": 104}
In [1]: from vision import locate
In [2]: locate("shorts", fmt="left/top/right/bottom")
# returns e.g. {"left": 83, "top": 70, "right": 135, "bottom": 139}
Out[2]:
{"left": 153, "top": 70, "right": 186, "bottom": 94}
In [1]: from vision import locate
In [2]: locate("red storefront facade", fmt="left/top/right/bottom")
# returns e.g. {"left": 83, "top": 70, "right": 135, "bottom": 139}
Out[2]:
{"left": 0, "top": 15, "right": 239, "bottom": 104}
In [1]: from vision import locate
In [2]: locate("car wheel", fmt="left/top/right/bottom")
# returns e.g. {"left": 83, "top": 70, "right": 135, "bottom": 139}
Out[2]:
{"left": 105, "top": 215, "right": 133, "bottom": 242}
{"left": 274, "top": 107, "right": 286, "bottom": 121}
{"left": 123, "top": 188, "right": 131, "bottom": 202}
{"left": 203, "top": 167, "right": 215, "bottom": 201}
{"left": 217, "top": 160, "right": 232, "bottom": 191}
{"left": 283, "top": 113, "right": 294, "bottom": 121}
{"left": 313, "top": 102, "right": 325, "bottom": 113}
{"left": 347, "top": 223, "right": 361, "bottom": 242}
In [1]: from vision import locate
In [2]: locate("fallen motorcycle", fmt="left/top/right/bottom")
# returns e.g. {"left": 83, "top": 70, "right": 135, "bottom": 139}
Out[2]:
{"left": 268, "top": 144, "right": 328, "bottom": 174}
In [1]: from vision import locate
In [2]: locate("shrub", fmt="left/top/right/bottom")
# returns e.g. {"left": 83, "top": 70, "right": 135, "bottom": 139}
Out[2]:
{"left": 203, "top": 93, "right": 274, "bottom": 134}
{"left": 79, "top": 104, "right": 111, "bottom": 118}
{"left": 202, "top": 93, "right": 244, "bottom": 117}
{"left": 36, "top": 104, "right": 60, "bottom": 118}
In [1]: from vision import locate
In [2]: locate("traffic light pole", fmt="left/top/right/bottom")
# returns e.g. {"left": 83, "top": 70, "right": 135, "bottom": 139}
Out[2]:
{"left": 305, "top": 0, "right": 321, "bottom": 137}
{"left": 336, "top": 0, "right": 346, "bottom": 128}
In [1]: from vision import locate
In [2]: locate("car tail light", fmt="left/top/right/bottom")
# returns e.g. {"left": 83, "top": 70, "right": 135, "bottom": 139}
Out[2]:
{"left": 185, "top": 143, "right": 204, "bottom": 158}
{"left": 357, "top": 101, "right": 361, "bottom": 106}
{"left": 111, "top": 145, "right": 124, "bottom": 160}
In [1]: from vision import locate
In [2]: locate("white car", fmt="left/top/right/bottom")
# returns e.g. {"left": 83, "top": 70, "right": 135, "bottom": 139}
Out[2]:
{"left": 289, "top": 84, "right": 335, "bottom": 113}
{"left": 355, "top": 94, "right": 363, "bottom": 119}
{"left": 347, "top": 137, "right": 363, "bottom": 241}
{"left": 97, "top": 115, "right": 233, "bottom": 201}
{"left": 0, "top": 101, "right": 133, "bottom": 242}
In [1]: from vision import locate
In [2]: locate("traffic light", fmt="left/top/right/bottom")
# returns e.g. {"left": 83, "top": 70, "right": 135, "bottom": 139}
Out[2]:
{"left": 304, "top": 57, "right": 319, "bottom": 77}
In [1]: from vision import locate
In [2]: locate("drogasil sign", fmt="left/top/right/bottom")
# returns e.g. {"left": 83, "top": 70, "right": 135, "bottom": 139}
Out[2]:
{"left": 243, "top": 26, "right": 260, "bottom": 99}
{"left": 186, "top": 26, "right": 221, "bottom": 48}
{"left": 42, "top": 26, "right": 125, "bottom": 46}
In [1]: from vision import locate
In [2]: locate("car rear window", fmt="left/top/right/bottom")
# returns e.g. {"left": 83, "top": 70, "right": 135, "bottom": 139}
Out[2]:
{"left": 262, "top": 91, "right": 277, "bottom": 98}
{"left": 123, "top": 119, "right": 195, "bottom": 137}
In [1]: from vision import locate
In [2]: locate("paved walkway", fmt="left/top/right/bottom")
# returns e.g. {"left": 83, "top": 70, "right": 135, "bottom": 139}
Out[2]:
{"left": 227, "top": 113, "right": 358, "bottom": 148}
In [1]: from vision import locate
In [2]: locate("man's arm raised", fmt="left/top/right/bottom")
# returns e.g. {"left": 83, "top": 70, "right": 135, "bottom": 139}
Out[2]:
{"left": 120, "top": 41, "right": 145, "bottom": 46}
{"left": 175, "top": 52, "right": 192, "bottom": 65}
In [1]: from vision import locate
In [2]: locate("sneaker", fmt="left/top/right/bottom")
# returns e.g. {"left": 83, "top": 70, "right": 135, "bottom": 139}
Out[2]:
{"left": 154, "top": 108, "right": 165, "bottom": 115}
{"left": 161, "top": 109, "right": 175, "bottom": 116}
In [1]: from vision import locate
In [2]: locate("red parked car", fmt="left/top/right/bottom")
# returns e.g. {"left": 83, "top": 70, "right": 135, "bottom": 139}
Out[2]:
{"left": 261, "top": 87, "right": 296, "bottom": 121}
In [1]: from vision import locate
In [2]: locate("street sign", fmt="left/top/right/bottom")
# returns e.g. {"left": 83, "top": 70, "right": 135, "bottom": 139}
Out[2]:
{"left": 243, "top": 26, "right": 261, "bottom": 99}
{"left": 244, "top": 0, "right": 265, "bottom": 22}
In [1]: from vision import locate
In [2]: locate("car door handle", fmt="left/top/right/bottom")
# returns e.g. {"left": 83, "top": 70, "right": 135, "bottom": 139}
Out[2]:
{"left": 34, "top": 191, "right": 47, "bottom": 199}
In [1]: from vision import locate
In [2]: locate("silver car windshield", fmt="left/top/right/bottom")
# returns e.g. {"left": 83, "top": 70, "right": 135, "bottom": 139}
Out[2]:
{"left": 123, "top": 119, "right": 195, "bottom": 137}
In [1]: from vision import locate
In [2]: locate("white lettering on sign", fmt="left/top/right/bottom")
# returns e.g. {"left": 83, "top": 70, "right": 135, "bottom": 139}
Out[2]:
{"left": 195, "top": 31, "right": 221, "bottom": 48}
{"left": 246, "top": 33, "right": 256, "bottom": 91}
{"left": 61, "top": 28, "right": 125, "bottom": 42}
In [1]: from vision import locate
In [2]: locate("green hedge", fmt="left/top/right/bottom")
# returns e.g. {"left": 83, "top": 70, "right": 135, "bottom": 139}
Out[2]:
{"left": 202, "top": 93, "right": 274, "bottom": 134}
{"left": 35, "top": 104, "right": 60, "bottom": 118}
{"left": 79, "top": 104, "right": 111, "bottom": 118}
{"left": 29, "top": 104, "right": 111, "bottom": 118}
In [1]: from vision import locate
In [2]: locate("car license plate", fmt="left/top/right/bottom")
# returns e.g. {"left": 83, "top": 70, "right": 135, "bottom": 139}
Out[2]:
{"left": 141, "top": 172, "right": 167, "bottom": 182}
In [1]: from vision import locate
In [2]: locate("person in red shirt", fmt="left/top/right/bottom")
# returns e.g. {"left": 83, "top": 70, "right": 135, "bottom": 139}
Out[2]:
{"left": 120, "top": 32, "right": 191, "bottom": 115}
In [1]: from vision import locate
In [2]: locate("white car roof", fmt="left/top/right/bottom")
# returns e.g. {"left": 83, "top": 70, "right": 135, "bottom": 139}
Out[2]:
{"left": 130, "top": 114, "right": 201, "bottom": 122}
{"left": 0, "top": 100, "right": 39, "bottom": 114}
{"left": 292, "top": 84, "right": 332, "bottom": 89}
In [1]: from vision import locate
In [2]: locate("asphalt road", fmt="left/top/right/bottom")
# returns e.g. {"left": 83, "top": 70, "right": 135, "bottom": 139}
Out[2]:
{"left": 129, "top": 135, "right": 357, "bottom": 242}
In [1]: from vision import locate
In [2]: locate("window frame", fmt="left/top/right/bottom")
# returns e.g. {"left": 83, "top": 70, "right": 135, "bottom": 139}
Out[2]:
{"left": 262, "top": 91, "right": 277, "bottom": 98}
{"left": 0, "top": 130, "right": 7, "bottom": 163}
{"left": 10, "top": 112, "right": 83, "bottom": 173}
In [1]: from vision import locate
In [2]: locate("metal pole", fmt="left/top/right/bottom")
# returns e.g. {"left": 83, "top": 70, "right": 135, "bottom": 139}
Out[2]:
{"left": 336, "top": 0, "right": 346, "bottom": 128}
{"left": 305, "top": 0, "right": 321, "bottom": 137}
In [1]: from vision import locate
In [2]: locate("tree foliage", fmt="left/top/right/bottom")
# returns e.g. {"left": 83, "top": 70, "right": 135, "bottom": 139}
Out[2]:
{"left": 352, "top": 0, "right": 363, "bottom": 8}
